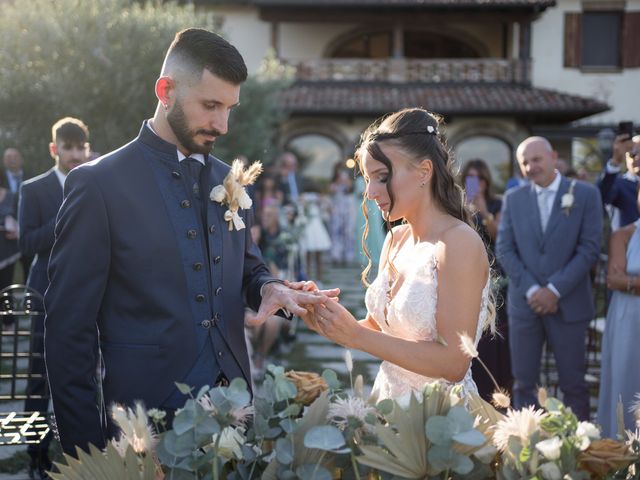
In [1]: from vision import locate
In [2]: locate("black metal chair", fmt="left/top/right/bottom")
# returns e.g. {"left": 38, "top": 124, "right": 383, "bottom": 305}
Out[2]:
{"left": 0, "top": 284, "right": 50, "bottom": 446}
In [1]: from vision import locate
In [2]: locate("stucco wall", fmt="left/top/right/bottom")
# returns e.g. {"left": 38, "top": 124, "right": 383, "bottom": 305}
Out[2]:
{"left": 531, "top": 0, "right": 640, "bottom": 125}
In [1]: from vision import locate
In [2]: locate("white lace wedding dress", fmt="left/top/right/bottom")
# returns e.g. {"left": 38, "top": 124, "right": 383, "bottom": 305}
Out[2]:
{"left": 365, "top": 241, "right": 490, "bottom": 401}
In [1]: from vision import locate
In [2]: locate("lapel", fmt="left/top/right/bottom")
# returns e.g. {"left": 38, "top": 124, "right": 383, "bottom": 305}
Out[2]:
{"left": 527, "top": 183, "right": 543, "bottom": 245}
{"left": 542, "top": 176, "right": 570, "bottom": 244}
{"left": 44, "top": 168, "right": 63, "bottom": 208}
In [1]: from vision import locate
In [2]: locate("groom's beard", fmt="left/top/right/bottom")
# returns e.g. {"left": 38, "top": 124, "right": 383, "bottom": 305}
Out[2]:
{"left": 167, "top": 100, "right": 221, "bottom": 155}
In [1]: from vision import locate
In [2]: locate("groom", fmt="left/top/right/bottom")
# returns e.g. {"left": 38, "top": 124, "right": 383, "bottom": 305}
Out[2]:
{"left": 496, "top": 136, "right": 602, "bottom": 420}
{"left": 44, "top": 28, "right": 334, "bottom": 456}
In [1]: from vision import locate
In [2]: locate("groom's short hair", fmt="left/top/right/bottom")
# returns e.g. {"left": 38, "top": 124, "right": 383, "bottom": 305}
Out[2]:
{"left": 161, "top": 28, "right": 247, "bottom": 86}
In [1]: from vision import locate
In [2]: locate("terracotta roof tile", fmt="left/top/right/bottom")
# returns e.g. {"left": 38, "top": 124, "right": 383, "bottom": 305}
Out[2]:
{"left": 251, "top": 0, "right": 555, "bottom": 7}
{"left": 278, "top": 82, "right": 609, "bottom": 122}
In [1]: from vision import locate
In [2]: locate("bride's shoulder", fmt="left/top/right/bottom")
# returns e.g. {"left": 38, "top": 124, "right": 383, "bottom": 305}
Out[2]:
{"left": 435, "top": 222, "right": 488, "bottom": 269}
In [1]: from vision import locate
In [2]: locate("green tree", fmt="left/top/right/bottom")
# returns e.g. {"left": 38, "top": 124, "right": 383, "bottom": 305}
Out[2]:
{"left": 0, "top": 0, "right": 287, "bottom": 173}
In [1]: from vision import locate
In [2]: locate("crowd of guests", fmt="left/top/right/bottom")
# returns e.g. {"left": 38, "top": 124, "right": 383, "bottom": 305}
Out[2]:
{"left": 1, "top": 118, "right": 637, "bottom": 476}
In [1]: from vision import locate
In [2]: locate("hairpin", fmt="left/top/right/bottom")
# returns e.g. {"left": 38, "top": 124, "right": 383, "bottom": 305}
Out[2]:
{"left": 426, "top": 125, "right": 439, "bottom": 135}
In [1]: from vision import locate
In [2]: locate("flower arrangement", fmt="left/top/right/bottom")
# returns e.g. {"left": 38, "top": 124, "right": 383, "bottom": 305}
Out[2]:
{"left": 50, "top": 359, "right": 640, "bottom": 480}
{"left": 210, "top": 159, "right": 263, "bottom": 231}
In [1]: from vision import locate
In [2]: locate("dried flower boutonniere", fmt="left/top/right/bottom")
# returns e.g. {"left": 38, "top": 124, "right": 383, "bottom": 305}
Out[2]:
{"left": 210, "top": 159, "right": 263, "bottom": 231}
{"left": 561, "top": 179, "right": 577, "bottom": 216}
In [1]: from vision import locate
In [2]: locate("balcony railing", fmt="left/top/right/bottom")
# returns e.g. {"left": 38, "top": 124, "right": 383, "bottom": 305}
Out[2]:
{"left": 286, "top": 58, "right": 531, "bottom": 84}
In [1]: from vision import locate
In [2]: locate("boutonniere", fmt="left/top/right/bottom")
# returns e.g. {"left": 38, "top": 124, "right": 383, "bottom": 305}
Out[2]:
{"left": 561, "top": 179, "right": 576, "bottom": 216}
{"left": 209, "top": 159, "right": 262, "bottom": 231}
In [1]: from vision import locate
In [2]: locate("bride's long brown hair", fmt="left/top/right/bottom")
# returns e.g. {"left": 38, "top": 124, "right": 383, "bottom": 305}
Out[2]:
{"left": 355, "top": 108, "right": 495, "bottom": 332}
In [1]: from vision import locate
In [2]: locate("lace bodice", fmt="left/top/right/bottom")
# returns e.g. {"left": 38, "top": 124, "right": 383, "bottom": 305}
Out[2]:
{"left": 365, "top": 241, "right": 490, "bottom": 401}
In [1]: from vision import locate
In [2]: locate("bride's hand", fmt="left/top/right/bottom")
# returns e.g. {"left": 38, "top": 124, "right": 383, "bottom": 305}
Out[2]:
{"left": 285, "top": 280, "right": 340, "bottom": 299}
{"left": 313, "top": 299, "right": 359, "bottom": 349}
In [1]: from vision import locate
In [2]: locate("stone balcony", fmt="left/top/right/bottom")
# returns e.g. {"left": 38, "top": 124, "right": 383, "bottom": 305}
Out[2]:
{"left": 285, "top": 58, "right": 531, "bottom": 84}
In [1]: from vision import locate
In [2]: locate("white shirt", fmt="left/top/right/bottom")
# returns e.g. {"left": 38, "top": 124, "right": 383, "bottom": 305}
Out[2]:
{"left": 6, "top": 170, "right": 23, "bottom": 194}
{"left": 176, "top": 150, "right": 205, "bottom": 166}
{"left": 54, "top": 167, "right": 67, "bottom": 189}
{"left": 526, "top": 172, "right": 562, "bottom": 301}
{"left": 533, "top": 171, "right": 561, "bottom": 226}
{"left": 605, "top": 160, "right": 639, "bottom": 182}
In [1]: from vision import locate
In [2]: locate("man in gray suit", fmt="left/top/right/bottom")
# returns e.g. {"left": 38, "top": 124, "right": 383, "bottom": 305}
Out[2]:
{"left": 496, "top": 136, "right": 602, "bottom": 420}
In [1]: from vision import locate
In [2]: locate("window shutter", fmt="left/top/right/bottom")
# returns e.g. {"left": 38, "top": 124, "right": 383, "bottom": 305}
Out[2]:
{"left": 564, "top": 13, "right": 582, "bottom": 68}
{"left": 622, "top": 12, "right": 640, "bottom": 68}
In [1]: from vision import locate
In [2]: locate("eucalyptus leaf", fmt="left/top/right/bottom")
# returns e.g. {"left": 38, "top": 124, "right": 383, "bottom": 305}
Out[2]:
{"left": 281, "top": 402, "right": 302, "bottom": 418}
{"left": 426, "top": 415, "right": 453, "bottom": 445}
{"left": 321, "top": 369, "right": 340, "bottom": 390}
{"left": 452, "top": 429, "right": 486, "bottom": 447}
{"left": 274, "top": 376, "right": 297, "bottom": 401}
{"left": 194, "top": 415, "right": 221, "bottom": 442}
{"left": 427, "top": 444, "right": 474, "bottom": 475}
{"left": 275, "top": 437, "right": 294, "bottom": 465}
{"left": 296, "top": 464, "right": 333, "bottom": 480}
{"left": 448, "top": 405, "right": 475, "bottom": 432}
{"left": 173, "top": 405, "right": 196, "bottom": 436}
{"left": 175, "top": 382, "right": 194, "bottom": 395}
{"left": 280, "top": 417, "right": 296, "bottom": 433}
{"left": 375, "top": 398, "right": 394, "bottom": 416}
{"left": 304, "top": 425, "right": 346, "bottom": 451}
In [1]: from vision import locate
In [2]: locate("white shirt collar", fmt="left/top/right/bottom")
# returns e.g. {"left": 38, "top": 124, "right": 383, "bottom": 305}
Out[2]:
{"left": 534, "top": 171, "right": 561, "bottom": 194}
{"left": 54, "top": 167, "right": 67, "bottom": 188}
{"left": 176, "top": 150, "right": 206, "bottom": 165}
{"left": 147, "top": 120, "right": 206, "bottom": 165}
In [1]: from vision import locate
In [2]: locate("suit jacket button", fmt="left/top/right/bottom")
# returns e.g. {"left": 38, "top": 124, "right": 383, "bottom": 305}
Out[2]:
{"left": 209, "top": 225, "right": 216, "bottom": 234}
{"left": 215, "top": 286, "right": 222, "bottom": 296}
{"left": 195, "top": 294, "right": 205, "bottom": 302}
{"left": 201, "top": 319, "right": 211, "bottom": 329}
{"left": 218, "top": 351, "right": 224, "bottom": 358}
{"left": 214, "top": 312, "right": 221, "bottom": 321}
{"left": 193, "top": 262, "right": 203, "bottom": 271}
{"left": 172, "top": 171, "right": 182, "bottom": 179}
{"left": 187, "top": 229, "right": 197, "bottom": 239}
{"left": 214, "top": 256, "right": 221, "bottom": 264}
{"left": 181, "top": 200, "right": 191, "bottom": 208}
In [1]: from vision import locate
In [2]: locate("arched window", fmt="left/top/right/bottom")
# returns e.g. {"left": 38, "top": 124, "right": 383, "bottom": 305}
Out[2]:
{"left": 455, "top": 136, "right": 513, "bottom": 192}
{"left": 330, "top": 28, "right": 481, "bottom": 59}
{"left": 286, "top": 134, "right": 343, "bottom": 181}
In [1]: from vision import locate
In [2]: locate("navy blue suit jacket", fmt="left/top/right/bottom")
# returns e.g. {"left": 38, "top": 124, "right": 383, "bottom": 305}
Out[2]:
{"left": 597, "top": 171, "right": 639, "bottom": 227}
{"left": 44, "top": 124, "right": 274, "bottom": 454}
{"left": 496, "top": 177, "right": 602, "bottom": 322}
{"left": 18, "top": 168, "right": 63, "bottom": 295}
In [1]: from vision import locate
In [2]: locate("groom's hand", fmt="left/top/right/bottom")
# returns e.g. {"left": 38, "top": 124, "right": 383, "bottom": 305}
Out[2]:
{"left": 245, "top": 282, "right": 340, "bottom": 327}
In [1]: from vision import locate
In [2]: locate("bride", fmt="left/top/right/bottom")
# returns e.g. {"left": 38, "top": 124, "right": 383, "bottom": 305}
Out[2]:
{"left": 295, "top": 108, "right": 494, "bottom": 400}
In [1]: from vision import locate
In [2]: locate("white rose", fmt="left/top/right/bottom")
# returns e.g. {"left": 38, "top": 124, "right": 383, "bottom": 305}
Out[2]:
{"left": 561, "top": 193, "right": 574, "bottom": 209}
{"left": 576, "top": 421, "right": 600, "bottom": 440}
{"left": 210, "top": 185, "right": 227, "bottom": 203}
{"left": 238, "top": 189, "right": 252, "bottom": 210}
{"left": 539, "top": 462, "right": 562, "bottom": 480}
{"left": 535, "top": 436, "right": 562, "bottom": 461}
{"left": 576, "top": 421, "right": 600, "bottom": 450}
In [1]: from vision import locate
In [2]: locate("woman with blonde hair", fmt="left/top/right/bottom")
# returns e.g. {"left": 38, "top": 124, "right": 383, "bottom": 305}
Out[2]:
{"left": 296, "top": 108, "right": 494, "bottom": 400}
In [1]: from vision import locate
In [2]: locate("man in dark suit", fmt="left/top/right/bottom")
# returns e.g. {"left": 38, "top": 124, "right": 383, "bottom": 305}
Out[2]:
{"left": 18, "top": 117, "right": 90, "bottom": 478}
{"left": 3, "top": 147, "right": 33, "bottom": 279}
{"left": 598, "top": 134, "right": 640, "bottom": 228}
{"left": 44, "top": 28, "right": 335, "bottom": 456}
{"left": 496, "top": 136, "right": 602, "bottom": 420}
